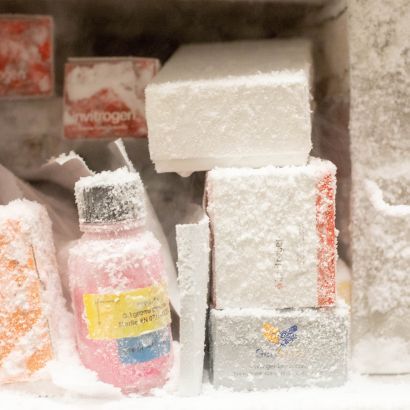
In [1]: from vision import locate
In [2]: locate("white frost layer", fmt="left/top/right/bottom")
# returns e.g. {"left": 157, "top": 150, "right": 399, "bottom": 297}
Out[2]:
{"left": 351, "top": 173, "right": 410, "bottom": 374}
{"left": 207, "top": 157, "right": 336, "bottom": 309}
{"left": 74, "top": 167, "right": 146, "bottom": 226}
{"left": 2, "top": 374, "right": 410, "bottom": 410}
{"left": 176, "top": 213, "right": 210, "bottom": 396}
{"left": 146, "top": 39, "right": 312, "bottom": 174}
{"left": 364, "top": 179, "right": 410, "bottom": 217}
{"left": 353, "top": 335, "right": 410, "bottom": 375}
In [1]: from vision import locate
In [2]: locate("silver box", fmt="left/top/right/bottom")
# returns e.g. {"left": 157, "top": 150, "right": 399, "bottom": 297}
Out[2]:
{"left": 210, "top": 306, "right": 349, "bottom": 390}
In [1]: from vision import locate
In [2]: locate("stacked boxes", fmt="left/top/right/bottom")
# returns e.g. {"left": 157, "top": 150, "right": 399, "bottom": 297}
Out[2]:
{"left": 146, "top": 39, "right": 349, "bottom": 391}
{"left": 206, "top": 161, "right": 349, "bottom": 389}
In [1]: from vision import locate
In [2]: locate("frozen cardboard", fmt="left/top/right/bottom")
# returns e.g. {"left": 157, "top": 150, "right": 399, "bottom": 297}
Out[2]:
{"left": 146, "top": 39, "right": 312, "bottom": 175}
{"left": 352, "top": 168, "right": 410, "bottom": 374}
{"left": 64, "top": 58, "right": 159, "bottom": 139}
{"left": 207, "top": 158, "right": 337, "bottom": 309}
{"left": 0, "top": 15, "right": 53, "bottom": 98}
{"left": 210, "top": 305, "right": 349, "bottom": 390}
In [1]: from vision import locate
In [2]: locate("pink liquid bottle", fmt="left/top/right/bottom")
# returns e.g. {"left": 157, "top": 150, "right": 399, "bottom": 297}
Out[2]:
{"left": 68, "top": 168, "right": 173, "bottom": 394}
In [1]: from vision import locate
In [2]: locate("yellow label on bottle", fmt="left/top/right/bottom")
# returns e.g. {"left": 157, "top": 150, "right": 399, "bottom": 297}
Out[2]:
{"left": 83, "top": 283, "right": 171, "bottom": 340}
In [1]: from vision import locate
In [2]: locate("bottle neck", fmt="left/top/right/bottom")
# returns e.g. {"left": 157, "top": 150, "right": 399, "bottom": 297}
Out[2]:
{"left": 80, "top": 220, "right": 144, "bottom": 238}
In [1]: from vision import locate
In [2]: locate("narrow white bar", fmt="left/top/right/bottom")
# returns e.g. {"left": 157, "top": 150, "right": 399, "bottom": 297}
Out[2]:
{"left": 177, "top": 211, "right": 210, "bottom": 396}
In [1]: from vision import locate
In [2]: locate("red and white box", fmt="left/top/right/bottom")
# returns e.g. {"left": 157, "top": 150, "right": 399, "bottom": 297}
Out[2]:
{"left": 0, "top": 15, "right": 53, "bottom": 98}
{"left": 206, "top": 157, "right": 337, "bottom": 309}
{"left": 63, "top": 57, "right": 160, "bottom": 139}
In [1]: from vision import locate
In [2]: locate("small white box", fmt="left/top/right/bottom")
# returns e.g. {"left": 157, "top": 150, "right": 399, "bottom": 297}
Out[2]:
{"left": 206, "top": 158, "right": 337, "bottom": 309}
{"left": 146, "top": 39, "right": 312, "bottom": 175}
{"left": 210, "top": 305, "right": 349, "bottom": 390}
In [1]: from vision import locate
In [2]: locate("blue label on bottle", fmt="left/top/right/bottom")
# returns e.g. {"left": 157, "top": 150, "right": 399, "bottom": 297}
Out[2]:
{"left": 117, "top": 328, "right": 171, "bottom": 364}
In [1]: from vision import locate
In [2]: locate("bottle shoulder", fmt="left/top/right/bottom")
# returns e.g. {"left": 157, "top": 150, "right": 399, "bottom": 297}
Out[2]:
{"left": 69, "top": 230, "right": 161, "bottom": 262}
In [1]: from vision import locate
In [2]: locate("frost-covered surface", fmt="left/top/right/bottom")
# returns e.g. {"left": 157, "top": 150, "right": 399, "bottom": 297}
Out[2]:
{"left": 348, "top": 0, "right": 410, "bottom": 171}
{"left": 0, "top": 199, "right": 67, "bottom": 383}
{"left": 2, "top": 373, "right": 410, "bottom": 410}
{"left": 75, "top": 167, "right": 146, "bottom": 227}
{"left": 351, "top": 174, "right": 410, "bottom": 373}
{"left": 348, "top": 0, "right": 410, "bottom": 374}
{"left": 176, "top": 212, "right": 210, "bottom": 396}
{"left": 64, "top": 58, "right": 159, "bottom": 139}
{"left": 3, "top": 365, "right": 410, "bottom": 410}
{"left": 68, "top": 229, "right": 162, "bottom": 290}
{"left": 146, "top": 39, "right": 312, "bottom": 175}
{"left": 209, "top": 304, "right": 349, "bottom": 390}
{"left": 206, "top": 158, "right": 336, "bottom": 309}
{"left": 0, "top": 98, "right": 62, "bottom": 176}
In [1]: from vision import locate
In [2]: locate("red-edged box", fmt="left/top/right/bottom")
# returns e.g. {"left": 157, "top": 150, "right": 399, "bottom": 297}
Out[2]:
{"left": 206, "top": 157, "right": 337, "bottom": 309}
{"left": 63, "top": 57, "right": 160, "bottom": 139}
{"left": 0, "top": 15, "right": 53, "bottom": 98}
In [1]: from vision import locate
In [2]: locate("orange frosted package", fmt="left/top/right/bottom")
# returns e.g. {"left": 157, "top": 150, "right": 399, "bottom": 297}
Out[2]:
{"left": 0, "top": 200, "right": 62, "bottom": 383}
{"left": 0, "top": 15, "right": 54, "bottom": 98}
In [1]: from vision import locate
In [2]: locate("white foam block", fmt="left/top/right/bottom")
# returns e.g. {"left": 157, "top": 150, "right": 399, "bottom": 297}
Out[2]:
{"left": 206, "top": 157, "right": 337, "bottom": 309}
{"left": 210, "top": 304, "right": 349, "bottom": 390}
{"left": 146, "top": 39, "right": 312, "bottom": 175}
{"left": 176, "top": 210, "right": 210, "bottom": 396}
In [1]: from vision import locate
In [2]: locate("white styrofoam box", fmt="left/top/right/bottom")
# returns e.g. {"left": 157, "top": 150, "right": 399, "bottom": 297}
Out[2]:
{"left": 210, "top": 304, "right": 349, "bottom": 390}
{"left": 206, "top": 157, "right": 337, "bottom": 309}
{"left": 352, "top": 166, "right": 410, "bottom": 374}
{"left": 146, "top": 39, "right": 312, "bottom": 175}
{"left": 176, "top": 209, "right": 210, "bottom": 396}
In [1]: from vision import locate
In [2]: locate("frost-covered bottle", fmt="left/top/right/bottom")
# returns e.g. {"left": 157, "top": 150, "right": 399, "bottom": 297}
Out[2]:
{"left": 68, "top": 168, "right": 173, "bottom": 394}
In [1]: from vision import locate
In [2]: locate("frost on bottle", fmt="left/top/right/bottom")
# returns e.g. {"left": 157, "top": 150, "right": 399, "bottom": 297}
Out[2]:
{"left": 68, "top": 168, "right": 173, "bottom": 394}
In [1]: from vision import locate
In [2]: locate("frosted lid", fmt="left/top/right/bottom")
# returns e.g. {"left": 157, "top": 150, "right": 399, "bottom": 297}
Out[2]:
{"left": 74, "top": 168, "right": 146, "bottom": 226}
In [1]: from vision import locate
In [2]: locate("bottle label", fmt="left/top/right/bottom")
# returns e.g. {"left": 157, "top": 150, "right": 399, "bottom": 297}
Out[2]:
{"left": 117, "top": 328, "right": 171, "bottom": 364}
{"left": 83, "top": 283, "right": 171, "bottom": 340}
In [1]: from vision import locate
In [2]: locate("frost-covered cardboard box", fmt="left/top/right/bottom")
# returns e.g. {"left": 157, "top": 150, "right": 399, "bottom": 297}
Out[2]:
{"left": 64, "top": 57, "right": 160, "bottom": 139}
{"left": 206, "top": 158, "right": 336, "bottom": 309}
{"left": 0, "top": 200, "right": 62, "bottom": 383}
{"left": 0, "top": 15, "right": 53, "bottom": 98}
{"left": 210, "top": 305, "right": 349, "bottom": 390}
{"left": 146, "top": 39, "right": 312, "bottom": 175}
